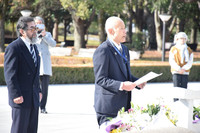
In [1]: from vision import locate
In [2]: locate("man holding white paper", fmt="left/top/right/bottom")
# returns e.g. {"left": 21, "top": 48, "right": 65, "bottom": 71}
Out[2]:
{"left": 93, "top": 16, "right": 146, "bottom": 128}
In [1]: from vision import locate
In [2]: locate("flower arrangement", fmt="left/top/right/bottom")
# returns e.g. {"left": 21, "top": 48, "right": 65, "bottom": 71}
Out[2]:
{"left": 106, "top": 102, "right": 178, "bottom": 133}
{"left": 193, "top": 106, "right": 200, "bottom": 123}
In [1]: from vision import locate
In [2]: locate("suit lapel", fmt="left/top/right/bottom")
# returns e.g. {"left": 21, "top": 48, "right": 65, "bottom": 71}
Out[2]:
{"left": 107, "top": 41, "right": 128, "bottom": 79}
{"left": 18, "top": 38, "right": 36, "bottom": 72}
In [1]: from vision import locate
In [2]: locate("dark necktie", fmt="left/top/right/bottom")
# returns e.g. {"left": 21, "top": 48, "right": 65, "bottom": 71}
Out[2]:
{"left": 30, "top": 44, "right": 37, "bottom": 67}
{"left": 119, "top": 48, "right": 122, "bottom": 53}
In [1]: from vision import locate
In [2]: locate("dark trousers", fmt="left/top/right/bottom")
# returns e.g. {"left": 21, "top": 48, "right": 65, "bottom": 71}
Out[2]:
{"left": 173, "top": 74, "right": 188, "bottom": 101}
{"left": 39, "top": 75, "right": 50, "bottom": 109}
{"left": 96, "top": 113, "right": 117, "bottom": 126}
{"left": 11, "top": 107, "right": 39, "bottom": 133}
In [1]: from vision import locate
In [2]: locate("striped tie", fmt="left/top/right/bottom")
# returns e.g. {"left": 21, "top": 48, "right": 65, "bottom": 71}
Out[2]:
{"left": 30, "top": 44, "right": 37, "bottom": 67}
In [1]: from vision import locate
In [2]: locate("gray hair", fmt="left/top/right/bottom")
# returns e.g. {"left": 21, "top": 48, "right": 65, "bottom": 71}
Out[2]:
{"left": 34, "top": 16, "right": 44, "bottom": 24}
{"left": 16, "top": 16, "right": 34, "bottom": 37}
{"left": 105, "top": 16, "right": 123, "bottom": 34}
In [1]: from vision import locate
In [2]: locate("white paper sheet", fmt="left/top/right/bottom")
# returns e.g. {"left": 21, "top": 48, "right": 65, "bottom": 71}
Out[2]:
{"left": 133, "top": 71, "right": 163, "bottom": 85}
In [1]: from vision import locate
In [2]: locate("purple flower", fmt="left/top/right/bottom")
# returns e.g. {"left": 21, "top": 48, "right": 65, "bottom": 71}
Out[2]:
{"left": 106, "top": 120, "right": 122, "bottom": 132}
{"left": 193, "top": 119, "right": 200, "bottom": 123}
{"left": 195, "top": 115, "right": 200, "bottom": 119}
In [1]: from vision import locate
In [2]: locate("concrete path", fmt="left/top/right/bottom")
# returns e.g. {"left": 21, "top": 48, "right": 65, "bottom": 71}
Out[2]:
{"left": 0, "top": 82, "right": 199, "bottom": 133}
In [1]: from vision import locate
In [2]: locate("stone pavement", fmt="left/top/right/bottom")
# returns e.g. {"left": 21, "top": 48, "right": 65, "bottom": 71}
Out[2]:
{"left": 0, "top": 82, "right": 200, "bottom": 133}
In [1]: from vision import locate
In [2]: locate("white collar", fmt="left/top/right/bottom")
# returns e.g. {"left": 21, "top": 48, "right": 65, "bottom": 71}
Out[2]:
{"left": 109, "top": 38, "right": 122, "bottom": 50}
{"left": 21, "top": 36, "right": 31, "bottom": 51}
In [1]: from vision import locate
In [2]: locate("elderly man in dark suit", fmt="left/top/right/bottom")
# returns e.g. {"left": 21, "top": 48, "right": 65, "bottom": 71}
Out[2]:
{"left": 4, "top": 16, "right": 42, "bottom": 133}
{"left": 93, "top": 16, "right": 146, "bottom": 129}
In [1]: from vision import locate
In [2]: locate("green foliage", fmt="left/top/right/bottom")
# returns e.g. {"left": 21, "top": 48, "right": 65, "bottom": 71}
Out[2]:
{"left": 193, "top": 106, "right": 200, "bottom": 120}
{"left": 60, "top": 0, "right": 94, "bottom": 20}
{"left": 146, "top": 0, "right": 170, "bottom": 13}
{"left": 93, "top": 0, "right": 125, "bottom": 15}
{"left": 142, "top": 104, "right": 160, "bottom": 117}
{"left": 124, "top": 32, "right": 146, "bottom": 54}
{"left": 1, "top": 65, "right": 200, "bottom": 85}
{"left": 50, "top": 67, "right": 95, "bottom": 84}
{"left": 131, "top": 66, "right": 171, "bottom": 82}
{"left": 172, "top": 1, "right": 199, "bottom": 20}
{"left": 132, "top": 32, "right": 146, "bottom": 53}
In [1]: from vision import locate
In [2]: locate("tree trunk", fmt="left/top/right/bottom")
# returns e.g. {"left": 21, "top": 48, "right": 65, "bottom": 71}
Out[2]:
{"left": 98, "top": 9, "right": 106, "bottom": 44}
{"left": 73, "top": 17, "right": 85, "bottom": 52}
{"left": 64, "top": 20, "right": 67, "bottom": 42}
{"left": 127, "top": 16, "right": 133, "bottom": 44}
{"left": 53, "top": 18, "right": 58, "bottom": 42}
{"left": 126, "top": 0, "right": 133, "bottom": 44}
{"left": 135, "top": 0, "right": 144, "bottom": 33}
{"left": 165, "top": 17, "right": 176, "bottom": 42}
{"left": 190, "top": 27, "right": 197, "bottom": 44}
{"left": 146, "top": 13, "right": 157, "bottom": 50}
{"left": 154, "top": 10, "right": 162, "bottom": 51}
{"left": 176, "top": 18, "right": 185, "bottom": 32}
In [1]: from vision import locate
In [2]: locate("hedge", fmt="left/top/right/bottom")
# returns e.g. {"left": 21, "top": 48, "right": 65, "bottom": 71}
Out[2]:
{"left": 0, "top": 65, "right": 200, "bottom": 85}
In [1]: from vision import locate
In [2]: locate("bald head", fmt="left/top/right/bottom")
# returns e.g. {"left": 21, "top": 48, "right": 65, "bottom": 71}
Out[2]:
{"left": 105, "top": 16, "right": 124, "bottom": 34}
{"left": 105, "top": 16, "right": 126, "bottom": 44}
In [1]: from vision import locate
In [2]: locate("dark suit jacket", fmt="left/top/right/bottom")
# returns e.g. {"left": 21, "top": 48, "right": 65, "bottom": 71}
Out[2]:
{"left": 93, "top": 39, "right": 138, "bottom": 116}
{"left": 4, "top": 37, "right": 41, "bottom": 108}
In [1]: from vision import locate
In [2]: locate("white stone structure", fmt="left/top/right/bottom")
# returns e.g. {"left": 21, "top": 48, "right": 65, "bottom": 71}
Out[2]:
{"left": 132, "top": 87, "right": 200, "bottom": 133}
{"left": 49, "top": 47, "right": 72, "bottom": 56}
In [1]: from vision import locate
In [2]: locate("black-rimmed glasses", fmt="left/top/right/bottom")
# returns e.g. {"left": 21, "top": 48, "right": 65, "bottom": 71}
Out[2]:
{"left": 26, "top": 27, "right": 37, "bottom": 32}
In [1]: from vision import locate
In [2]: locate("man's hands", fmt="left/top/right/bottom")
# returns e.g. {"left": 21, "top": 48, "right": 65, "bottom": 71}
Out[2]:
{"left": 122, "top": 81, "right": 137, "bottom": 91}
{"left": 178, "top": 68, "right": 185, "bottom": 74}
{"left": 122, "top": 81, "right": 146, "bottom": 91}
{"left": 137, "top": 82, "right": 146, "bottom": 89}
{"left": 13, "top": 96, "right": 24, "bottom": 104}
{"left": 13, "top": 93, "right": 43, "bottom": 104}
{"left": 40, "top": 30, "right": 46, "bottom": 37}
{"left": 40, "top": 93, "right": 42, "bottom": 102}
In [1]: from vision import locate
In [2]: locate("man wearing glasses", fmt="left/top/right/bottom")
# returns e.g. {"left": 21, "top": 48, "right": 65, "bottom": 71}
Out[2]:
{"left": 4, "top": 16, "right": 42, "bottom": 133}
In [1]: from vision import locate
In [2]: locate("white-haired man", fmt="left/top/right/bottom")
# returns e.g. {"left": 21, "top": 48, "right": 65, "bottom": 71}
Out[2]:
{"left": 169, "top": 32, "right": 193, "bottom": 101}
{"left": 93, "top": 16, "right": 146, "bottom": 129}
{"left": 34, "top": 16, "right": 56, "bottom": 113}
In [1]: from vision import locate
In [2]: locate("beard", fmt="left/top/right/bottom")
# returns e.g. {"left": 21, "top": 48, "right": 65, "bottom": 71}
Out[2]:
{"left": 25, "top": 36, "right": 38, "bottom": 44}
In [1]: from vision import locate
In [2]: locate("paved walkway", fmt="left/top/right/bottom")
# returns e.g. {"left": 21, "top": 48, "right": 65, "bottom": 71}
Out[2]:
{"left": 0, "top": 82, "right": 200, "bottom": 133}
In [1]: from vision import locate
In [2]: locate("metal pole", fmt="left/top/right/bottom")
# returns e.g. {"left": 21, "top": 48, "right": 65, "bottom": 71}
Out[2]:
{"left": 162, "top": 21, "right": 166, "bottom": 61}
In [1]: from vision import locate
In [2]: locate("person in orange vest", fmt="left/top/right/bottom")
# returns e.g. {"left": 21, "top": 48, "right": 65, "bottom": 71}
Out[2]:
{"left": 169, "top": 32, "right": 193, "bottom": 101}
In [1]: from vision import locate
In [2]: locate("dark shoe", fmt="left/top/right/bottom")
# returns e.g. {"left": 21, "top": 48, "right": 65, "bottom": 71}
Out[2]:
{"left": 41, "top": 109, "right": 48, "bottom": 114}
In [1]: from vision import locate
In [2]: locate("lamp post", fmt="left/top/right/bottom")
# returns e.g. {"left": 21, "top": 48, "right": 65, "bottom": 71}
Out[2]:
{"left": 20, "top": 10, "right": 32, "bottom": 17}
{"left": 159, "top": 14, "right": 171, "bottom": 61}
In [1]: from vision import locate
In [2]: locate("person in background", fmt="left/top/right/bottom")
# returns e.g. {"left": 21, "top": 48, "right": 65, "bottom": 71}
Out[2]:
{"left": 4, "top": 16, "right": 42, "bottom": 133}
{"left": 93, "top": 16, "right": 146, "bottom": 130}
{"left": 34, "top": 16, "right": 56, "bottom": 114}
{"left": 169, "top": 32, "right": 193, "bottom": 101}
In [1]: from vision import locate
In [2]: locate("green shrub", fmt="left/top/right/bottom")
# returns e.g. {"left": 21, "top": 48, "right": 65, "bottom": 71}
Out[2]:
{"left": 50, "top": 67, "right": 94, "bottom": 84}
{"left": 124, "top": 32, "right": 146, "bottom": 54}
{"left": 0, "top": 65, "right": 199, "bottom": 85}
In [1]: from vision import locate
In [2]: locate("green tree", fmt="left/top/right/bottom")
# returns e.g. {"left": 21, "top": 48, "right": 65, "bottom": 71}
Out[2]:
{"left": 33, "top": 0, "right": 71, "bottom": 42}
{"left": 93, "top": 0, "right": 125, "bottom": 44}
{"left": 172, "top": 1, "right": 200, "bottom": 44}
{"left": 60, "top": 0, "right": 95, "bottom": 51}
